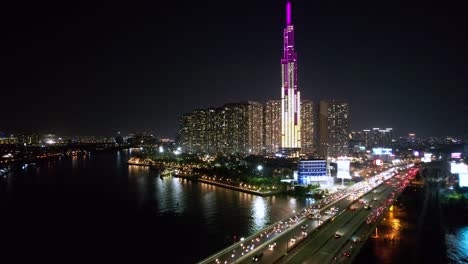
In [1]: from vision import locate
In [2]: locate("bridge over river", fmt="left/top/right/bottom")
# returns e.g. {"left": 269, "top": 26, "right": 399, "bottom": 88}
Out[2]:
{"left": 198, "top": 164, "right": 418, "bottom": 264}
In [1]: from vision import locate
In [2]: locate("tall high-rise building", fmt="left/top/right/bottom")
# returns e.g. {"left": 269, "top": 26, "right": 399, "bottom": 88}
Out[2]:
{"left": 246, "top": 102, "right": 264, "bottom": 154}
{"left": 381, "top": 128, "right": 393, "bottom": 147}
{"left": 205, "top": 107, "right": 223, "bottom": 153}
{"left": 370, "top": 127, "right": 393, "bottom": 147}
{"left": 224, "top": 103, "right": 247, "bottom": 154}
{"left": 177, "top": 101, "right": 263, "bottom": 156}
{"left": 318, "top": 100, "right": 349, "bottom": 157}
{"left": 371, "top": 128, "right": 380, "bottom": 147}
{"left": 281, "top": 1, "right": 301, "bottom": 151}
{"left": 363, "top": 129, "right": 371, "bottom": 148}
{"left": 179, "top": 108, "right": 213, "bottom": 153}
{"left": 264, "top": 100, "right": 281, "bottom": 154}
{"left": 300, "top": 100, "right": 314, "bottom": 155}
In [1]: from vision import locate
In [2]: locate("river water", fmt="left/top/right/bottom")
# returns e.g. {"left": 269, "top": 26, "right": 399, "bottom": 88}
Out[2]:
{"left": 446, "top": 226, "right": 468, "bottom": 264}
{"left": 0, "top": 150, "right": 310, "bottom": 263}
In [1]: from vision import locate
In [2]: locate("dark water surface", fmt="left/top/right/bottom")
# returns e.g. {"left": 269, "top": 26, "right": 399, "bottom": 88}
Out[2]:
{"left": 446, "top": 226, "right": 468, "bottom": 264}
{"left": 1, "top": 150, "right": 309, "bottom": 263}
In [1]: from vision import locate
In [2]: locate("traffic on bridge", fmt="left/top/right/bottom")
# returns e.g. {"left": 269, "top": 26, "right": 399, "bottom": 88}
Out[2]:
{"left": 198, "top": 163, "right": 416, "bottom": 264}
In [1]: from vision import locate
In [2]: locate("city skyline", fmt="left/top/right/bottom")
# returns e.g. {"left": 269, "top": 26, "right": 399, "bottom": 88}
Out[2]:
{"left": 4, "top": 0, "right": 468, "bottom": 138}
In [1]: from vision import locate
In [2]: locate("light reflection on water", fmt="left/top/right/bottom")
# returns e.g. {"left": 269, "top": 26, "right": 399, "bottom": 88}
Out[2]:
{"left": 2, "top": 151, "right": 311, "bottom": 263}
{"left": 202, "top": 191, "right": 216, "bottom": 226}
{"left": 252, "top": 196, "right": 268, "bottom": 230}
{"left": 126, "top": 159, "right": 307, "bottom": 236}
{"left": 289, "top": 197, "right": 298, "bottom": 212}
{"left": 446, "top": 226, "right": 468, "bottom": 264}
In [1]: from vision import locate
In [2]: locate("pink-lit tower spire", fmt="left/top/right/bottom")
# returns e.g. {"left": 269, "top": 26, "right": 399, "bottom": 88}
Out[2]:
{"left": 281, "top": 1, "right": 301, "bottom": 152}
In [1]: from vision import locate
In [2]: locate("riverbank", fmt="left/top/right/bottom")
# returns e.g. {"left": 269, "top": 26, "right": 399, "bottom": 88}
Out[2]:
{"left": 173, "top": 174, "right": 284, "bottom": 196}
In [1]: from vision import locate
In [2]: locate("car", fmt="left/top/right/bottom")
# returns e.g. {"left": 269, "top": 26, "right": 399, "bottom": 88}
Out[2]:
{"left": 252, "top": 252, "right": 263, "bottom": 262}
{"left": 334, "top": 233, "right": 341, "bottom": 239}
{"left": 343, "top": 251, "right": 351, "bottom": 257}
{"left": 268, "top": 242, "right": 277, "bottom": 251}
{"left": 373, "top": 197, "right": 377, "bottom": 201}
{"left": 350, "top": 206, "right": 356, "bottom": 211}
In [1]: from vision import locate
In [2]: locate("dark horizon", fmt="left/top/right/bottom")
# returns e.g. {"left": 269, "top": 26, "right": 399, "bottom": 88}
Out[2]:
{"left": 4, "top": 0, "right": 468, "bottom": 138}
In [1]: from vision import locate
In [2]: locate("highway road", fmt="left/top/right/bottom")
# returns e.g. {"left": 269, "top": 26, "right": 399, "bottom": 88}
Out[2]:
{"left": 279, "top": 180, "right": 395, "bottom": 264}
{"left": 280, "top": 168, "right": 418, "bottom": 264}
{"left": 198, "top": 164, "right": 413, "bottom": 264}
{"left": 334, "top": 168, "right": 419, "bottom": 264}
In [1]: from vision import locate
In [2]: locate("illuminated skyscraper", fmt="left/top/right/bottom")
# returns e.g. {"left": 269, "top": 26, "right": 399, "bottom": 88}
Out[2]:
{"left": 372, "top": 128, "right": 380, "bottom": 147}
{"left": 300, "top": 100, "right": 314, "bottom": 156}
{"left": 318, "top": 100, "right": 349, "bottom": 158}
{"left": 371, "top": 128, "right": 393, "bottom": 147}
{"left": 363, "top": 129, "right": 371, "bottom": 148}
{"left": 281, "top": 1, "right": 301, "bottom": 152}
{"left": 264, "top": 100, "right": 281, "bottom": 154}
{"left": 177, "top": 102, "right": 263, "bottom": 155}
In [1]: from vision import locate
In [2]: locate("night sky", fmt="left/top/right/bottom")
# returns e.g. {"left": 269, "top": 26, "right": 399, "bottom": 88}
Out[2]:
{"left": 4, "top": 0, "right": 468, "bottom": 138}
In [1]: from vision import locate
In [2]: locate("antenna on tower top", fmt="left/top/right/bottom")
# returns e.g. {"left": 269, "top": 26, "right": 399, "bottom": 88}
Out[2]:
{"left": 286, "top": 1, "right": 292, "bottom": 25}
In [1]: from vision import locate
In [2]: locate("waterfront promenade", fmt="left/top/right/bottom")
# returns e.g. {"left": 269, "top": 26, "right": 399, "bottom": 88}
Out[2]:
{"left": 174, "top": 174, "right": 283, "bottom": 196}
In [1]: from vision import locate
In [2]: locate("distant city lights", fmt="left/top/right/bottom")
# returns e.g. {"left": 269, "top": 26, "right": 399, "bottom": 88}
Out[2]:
{"left": 372, "top": 148, "right": 392, "bottom": 155}
{"left": 45, "top": 139, "right": 56, "bottom": 144}
{"left": 374, "top": 159, "right": 383, "bottom": 166}
{"left": 173, "top": 148, "right": 181, "bottom": 155}
{"left": 422, "top": 153, "right": 432, "bottom": 163}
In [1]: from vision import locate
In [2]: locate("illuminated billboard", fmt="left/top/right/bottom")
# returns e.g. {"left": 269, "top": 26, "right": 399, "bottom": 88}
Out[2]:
{"left": 451, "top": 152, "right": 462, "bottom": 159}
{"left": 450, "top": 162, "right": 468, "bottom": 187}
{"left": 459, "top": 173, "right": 468, "bottom": 188}
{"left": 422, "top": 153, "right": 432, "bottom": 163}
{"left": 374, "top": 159, "right": 383, "bottom": 166}
{"left": 337, "top": 158, "right": 351, "bottom": 179}
{"left": 298, "top": 160, "right": 328, "bottom": 185}
{"left": 451, "top": 162, "right": 468, "bottom": 174}
{"left": 372, "top": 148, "right": 392, "bottom": 155}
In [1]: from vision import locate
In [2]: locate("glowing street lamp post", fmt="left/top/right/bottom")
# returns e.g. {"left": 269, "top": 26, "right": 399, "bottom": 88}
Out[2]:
{"left": 257, "top": 165, "right": 263, "bottom": 177}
